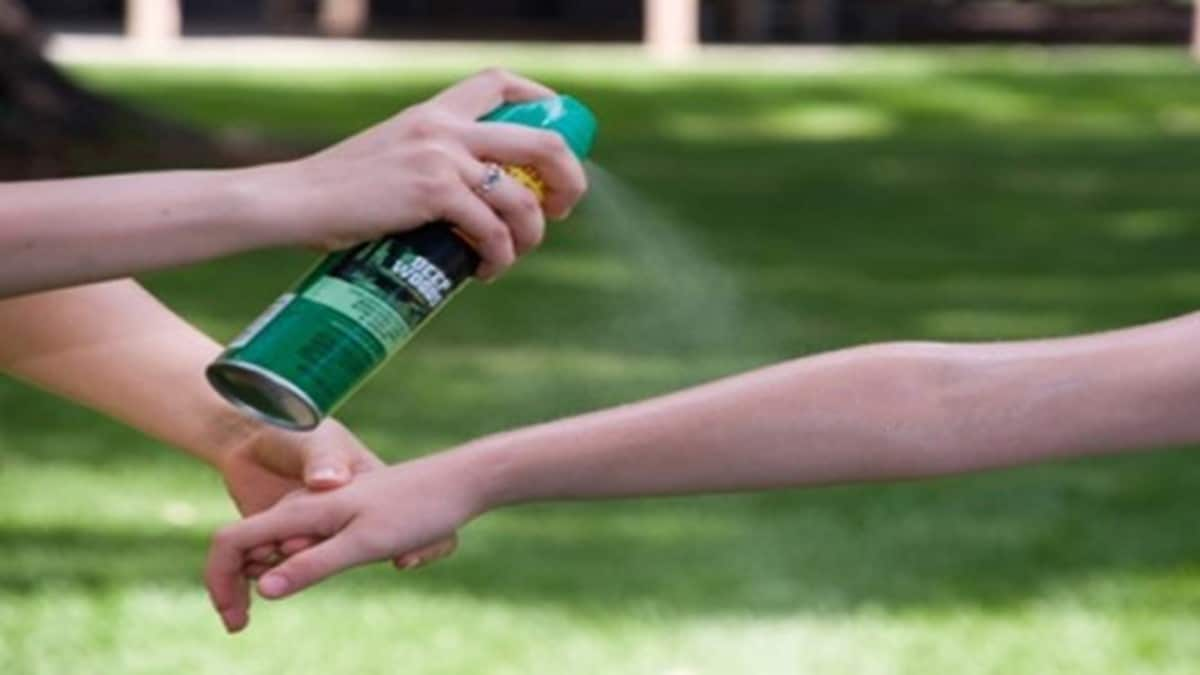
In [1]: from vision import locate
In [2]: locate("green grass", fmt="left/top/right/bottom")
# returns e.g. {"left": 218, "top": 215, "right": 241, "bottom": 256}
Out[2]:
{"left": 3, "top": 47, "right": 1200, "bottom": 673}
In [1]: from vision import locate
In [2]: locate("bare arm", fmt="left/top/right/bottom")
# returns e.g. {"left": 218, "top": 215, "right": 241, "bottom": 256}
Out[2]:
{"left": 206, "top": 310, "right": 1200, "bottom": 631}
{"left": 0, "top": 279, "right": 260, "bottom": 461}
{"left": 0, "top": 69, "right": 586, "bottom": 297}
{"left": 0, "top": 280, "right": 412, "bottom": 512}
{"left": 0, "top": 279, "right": 456, "bottom": 577}
{"left": 0, "top": 169, "right": 283, "bottom": 298}
{"left": 480, "top": 312, "right": 1200, "bottom": 504}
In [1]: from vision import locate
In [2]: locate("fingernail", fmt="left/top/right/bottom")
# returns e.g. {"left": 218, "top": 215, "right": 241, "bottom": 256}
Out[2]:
{"left": 259, "top": 574, "right": 289, "bottom": 598}
{"left": 401, "top": 557, "right": 422, "bottom": 570}
{"left": 310, "top": 467, "right": 344, "bottom": 483}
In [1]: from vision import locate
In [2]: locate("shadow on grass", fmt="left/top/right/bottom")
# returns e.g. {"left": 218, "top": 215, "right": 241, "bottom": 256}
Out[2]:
{"left": 2, "top": 448, "right": 1197, "bottom": 617}
{"left": 3, "top": 54, "right": 1199, "bottom": 618}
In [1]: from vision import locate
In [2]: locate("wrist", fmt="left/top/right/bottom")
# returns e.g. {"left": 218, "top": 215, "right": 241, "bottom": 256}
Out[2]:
{"left": 452, "top": 431, "right": 539, "bottom": 514}
{"left": 224, "top": 161, "right": 313, "bottom": 250}
{"left": 192, "top": 402, "right": 270, "bottom": 471}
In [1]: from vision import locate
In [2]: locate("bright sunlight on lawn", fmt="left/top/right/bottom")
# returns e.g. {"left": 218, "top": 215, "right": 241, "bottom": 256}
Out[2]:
{"left": 2, "top": 47, "right": 1200, "bottom": 674}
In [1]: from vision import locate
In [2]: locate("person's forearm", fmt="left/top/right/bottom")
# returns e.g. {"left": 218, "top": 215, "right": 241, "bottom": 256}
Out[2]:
{"left": 0, "top": 168, "right": 287, "bottom": 298}
{"left": 0, "top": 279, "right": 263, "bottom": 463}
{"left": 465, "top": 312, "right": 1200, "bottom": 507}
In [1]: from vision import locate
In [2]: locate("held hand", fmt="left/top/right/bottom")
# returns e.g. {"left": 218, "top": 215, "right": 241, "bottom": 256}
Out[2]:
{"left": 245, "top": 68, "right": 589, "bottom": 280}
{"left": 215, "top": 419, "right": 457, "bottom": 580}
{"left": 207, "top": 451, "right": 482, "bottom": 633}
{"left": 216, "top": 418, "right": 378, "bottom": 515}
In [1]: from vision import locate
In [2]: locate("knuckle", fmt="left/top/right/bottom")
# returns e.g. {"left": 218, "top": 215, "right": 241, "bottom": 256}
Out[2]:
{"left": 409, "top": 169, "right": 443, "bottom": 198}
{"left": 346, "top": 526, "right": 393, "bottom": 559}
{"left": 515, "top": 188, "right": 541, "bottom": 214}
{"left": 481, "top": 223, "right": 509, "bottom": 248}
{"left": 408, "top": 139, "right": 452, "bottom": 166}
{"left": 534, "top": 131, "right": 569, "bottom": 159}
{"left": 482, "top": 229, "right": 516, "bottom": 266}
{"left": 410, "top": 156, "right": 459, "bottom": 201}
{"left": 403, "top": 108, "right": 450, "bottom": 140}
{"left": 476, "top": 67, "right": 513, "bottom": 88}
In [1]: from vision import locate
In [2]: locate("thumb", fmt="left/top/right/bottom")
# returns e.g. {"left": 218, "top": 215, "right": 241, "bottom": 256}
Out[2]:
{"left": 256, "top": 534, "right": 369, "bottom": 600}
{"left": 302, "top": 443, "right": 354, "bottom": 490}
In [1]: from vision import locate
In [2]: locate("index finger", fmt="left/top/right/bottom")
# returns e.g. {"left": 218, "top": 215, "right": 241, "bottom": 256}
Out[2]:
{"left": 430, "top": 68, "right": 556, "bottom": 119}
{"left": 205, "top": 507, "right": 321, "bottom": 633}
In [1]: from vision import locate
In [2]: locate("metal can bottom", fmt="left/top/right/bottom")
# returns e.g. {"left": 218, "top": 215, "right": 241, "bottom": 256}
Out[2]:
{"left": 206, "top": 359, "right": 323, "bottom": 431}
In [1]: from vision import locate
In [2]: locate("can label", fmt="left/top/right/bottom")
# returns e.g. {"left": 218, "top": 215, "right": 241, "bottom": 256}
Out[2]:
{"left": 304, "top": 276, "right": 411, "bottom": 350}
{"left": 230, "top": 293, "right": 294, "bottom": 349}
{"left": 212, "top": 223, "right": 478, "bottom": 423}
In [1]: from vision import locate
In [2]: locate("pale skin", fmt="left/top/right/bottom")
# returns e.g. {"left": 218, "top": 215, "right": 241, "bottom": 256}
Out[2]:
{"left": 0, "top": 68, "right": 587, "bottom": 297}
{"left": 0, "top": 69, "right": 583, "bottom": 566}
{"left": 0, "top": 280, "right": 458, "bottom": 568}
{"left": 207, "top": 310, "right": 1200, "bottom": 632}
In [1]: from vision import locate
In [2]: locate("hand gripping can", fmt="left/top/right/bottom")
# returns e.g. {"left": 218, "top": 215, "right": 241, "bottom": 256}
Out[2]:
{"left": 206, "top": 95, "right": 598, "bottom": 430}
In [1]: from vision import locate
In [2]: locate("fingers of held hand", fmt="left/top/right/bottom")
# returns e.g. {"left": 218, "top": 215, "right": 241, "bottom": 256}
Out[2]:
{"left": 431, "top": 68, "right": 555, "bottom": 118}
{"left": 465, "top": 161, "right": 545, "bottom": 255}
{"left": 256, "top": 533, "right": 372, "bottom": 600}
{"left": 281, "top": 536, "right": 318, "bottom": 556}
{"left": 247, "top": 544, "right": 279, "bottom": 564}
{"left": 395, "top": 533, "right": 459, "bottom": 570}
{"left": 462, "top": 124, "right": 587, "bottom": 219}
{"left": 243, "top": 562, "right": 271, "bottom": 580}
{"left": 205, "top": 502, "right": 330, "bottom": 633}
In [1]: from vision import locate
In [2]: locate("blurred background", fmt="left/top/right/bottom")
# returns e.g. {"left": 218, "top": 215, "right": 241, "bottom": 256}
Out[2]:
{"left": 3, "top": 2, "right": 1200, "bottom": 674}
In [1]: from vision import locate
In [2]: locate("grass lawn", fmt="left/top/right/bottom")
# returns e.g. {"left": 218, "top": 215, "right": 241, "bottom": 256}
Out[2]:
{"left": 3, "top": 47, "right": 1200, "bottom": 673}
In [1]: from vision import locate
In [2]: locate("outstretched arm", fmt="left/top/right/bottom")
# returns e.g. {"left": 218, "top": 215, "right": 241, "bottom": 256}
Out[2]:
{"left": 484, "top": 312, "right": 1200, "bottom": 502}
{"left": 0, "top": 68, "right": 586, "bottom": 297}
{"left": 206, "top": 311, "right": 1200, "bottom": 631}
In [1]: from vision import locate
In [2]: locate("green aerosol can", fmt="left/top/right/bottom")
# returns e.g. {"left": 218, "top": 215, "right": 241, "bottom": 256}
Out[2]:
{"left": 207, "top": 95, "right": 597, "bottom": 430}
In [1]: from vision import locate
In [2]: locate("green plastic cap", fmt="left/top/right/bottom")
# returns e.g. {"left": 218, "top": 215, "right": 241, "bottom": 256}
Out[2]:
{"left": 481, "top": 94, "right": 597, "bottom": 160}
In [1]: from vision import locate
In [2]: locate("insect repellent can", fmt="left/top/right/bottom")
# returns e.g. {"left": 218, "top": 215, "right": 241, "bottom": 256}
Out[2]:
{"left": 206, "top": 95, "right": 597, "bottom": 430}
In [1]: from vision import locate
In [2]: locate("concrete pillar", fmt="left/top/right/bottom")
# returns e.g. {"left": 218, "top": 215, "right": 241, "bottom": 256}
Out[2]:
{"left": 125, "top": 0, "right": 181, "bottom": 50}
{"left": 644, "top": 0, "right": 700, "bottom": 63}
{"left": 318, "top": 0, "right": 370, "bottom": 37}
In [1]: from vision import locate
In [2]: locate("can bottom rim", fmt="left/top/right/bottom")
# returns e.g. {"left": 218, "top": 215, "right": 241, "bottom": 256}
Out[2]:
{"left": 206, "top": 359, "right": 322, "bottom": 431}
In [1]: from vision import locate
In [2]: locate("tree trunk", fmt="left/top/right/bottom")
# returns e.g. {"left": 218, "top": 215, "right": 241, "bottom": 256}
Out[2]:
{"left": 0, "top": 0, "right": 282, "bottom": 180}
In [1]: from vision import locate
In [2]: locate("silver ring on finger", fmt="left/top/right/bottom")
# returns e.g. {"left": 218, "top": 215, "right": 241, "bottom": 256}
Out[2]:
{"left": 474, "top": 162, "right": 504, "bottom": 196}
